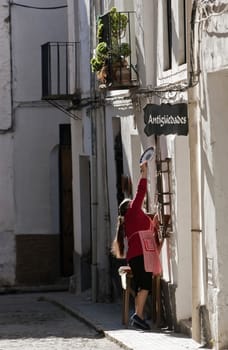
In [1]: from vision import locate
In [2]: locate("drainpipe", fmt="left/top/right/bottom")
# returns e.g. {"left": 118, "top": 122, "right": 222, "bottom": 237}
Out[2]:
{"left": 187, "top": 0, "right": 202, "bottom": 342}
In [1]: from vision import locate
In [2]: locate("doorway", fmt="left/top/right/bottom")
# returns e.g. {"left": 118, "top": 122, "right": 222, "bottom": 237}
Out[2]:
{"left": 59, "top": 124, "right": 74, "bottom": 276}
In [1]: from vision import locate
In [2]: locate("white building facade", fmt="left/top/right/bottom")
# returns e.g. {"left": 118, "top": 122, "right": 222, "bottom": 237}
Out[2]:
{"left": 67, "top": 0, "right": 228, "bottom": 348}
{"left": 0, "top": 0, "right": 73, "bottom": 286}
{"left": 1, "top": 0, "right": 228, "bottom": 348}
{"left": 65, "top": 0, "right": 191, "bottom": 330}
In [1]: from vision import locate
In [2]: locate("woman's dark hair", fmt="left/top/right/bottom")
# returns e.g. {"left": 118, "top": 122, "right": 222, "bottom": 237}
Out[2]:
{"left": 118, "top": 198, "right": 131, "bottom": 216}
{"left": 111, "top": 199, "right": 131, "bottom": 258}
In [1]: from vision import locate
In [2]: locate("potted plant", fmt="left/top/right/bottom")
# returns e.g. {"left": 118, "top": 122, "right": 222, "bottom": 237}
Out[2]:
{"left": 90, "top": 7, "right": 131, "bottom": 85}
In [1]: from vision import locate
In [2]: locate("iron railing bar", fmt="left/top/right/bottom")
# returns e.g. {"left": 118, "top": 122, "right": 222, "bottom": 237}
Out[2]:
{"left": 118, "top": 12, "right": 122, "bottom": 80}
{"left": 66, "top": 44, "right": 69, "bottom": 95}
{"left": 108, "top": 11, "right": 113, "bottom": 79}
{"left": 75, "top": 43, "right": 79, "bottom": 91}
{"left": 128, "top": 12, "right": 132, "bottom": 81}
{"left": 57, "top": 42, "right": 60, "bottom": 95}
{"left": 74, "top": 44, "right": 76, "bottom": 92}
{"left": 41, "top": 43, "right": 48, "bottom": 98}
{"left": 48, "top": 43, "right": 51, "bottom": 96}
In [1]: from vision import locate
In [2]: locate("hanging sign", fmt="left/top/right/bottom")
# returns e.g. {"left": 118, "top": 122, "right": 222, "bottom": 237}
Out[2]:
{"left": 144, "top": 103, "right": 188, "bottom": 136}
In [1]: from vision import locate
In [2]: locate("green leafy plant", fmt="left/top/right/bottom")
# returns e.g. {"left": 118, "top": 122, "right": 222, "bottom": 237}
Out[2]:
{"left": 119, "top": 43, "right": 131, "bottom": 59}
{"left": 97, "top": 19, "right": 104, "bottom": 41}
{"left": 90, "top": 42, "right": 108, "bottom": 72}
{"left": 109, "top": 7, "right": 128, "bottom": 39}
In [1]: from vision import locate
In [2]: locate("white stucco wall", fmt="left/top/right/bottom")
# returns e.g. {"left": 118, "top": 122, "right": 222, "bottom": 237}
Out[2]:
{"left": 70, "top": 1, "right": 228, "bottom": 336}
{"left": 0, "top": 1, "right": 15, "bottom": 284}
{"left": 199, "top": 7, "right": 228, "bottom": 349}
{"left": 134, "top": 0, "right": 157, "bottom": 86}
{"left": 14, "top": 106, "right": 67, "bottom": 235}
{"left": 11, "top": 0, "right": 68, "bottom": 101}
{"left": 71, "top": 116, "right": 83, "bottom": 254}
{"left": 106, "top": 1, "right": 193, "bottom": 323}
{"left": 0, "top": 135, "right": 14, "bottom": 232}
{"left": 78, "top": 0, "right": 90, "bottom": 96}
{"left": 202, "top": 10, "right": 228, "bottom": 73}
{"left": 155, "top": 0, "right": 192, "bottom": 321}
{"left": 174, "top": 136, "right": 192, "bottom": 320}
{"left": 11, "top": 0, "right": 69, "bottom": 236}
{"left": 0, "top": 135, "right": 15, "bottom": 285}
{"left": 205, "top": 70, "right": 228, "bottom": 349}
{"left": 105, "top": 110, "right": 121, "bottom": 240}
{"left": 0, "top": 1, "right": 12, "bottom": 130}
{"left": 0, "top": 0, "right": 71, "bottom": 285}
{"left": 0, "top": 1, "right": 14, "bottom": 231}
{"left": 67, "top": 0, "right": 91, "bottom": 258}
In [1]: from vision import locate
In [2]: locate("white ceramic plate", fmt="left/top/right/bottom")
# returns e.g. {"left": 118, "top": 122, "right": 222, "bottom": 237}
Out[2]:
{"left": 140, "top": 146, "right": 155, "bottom": 164}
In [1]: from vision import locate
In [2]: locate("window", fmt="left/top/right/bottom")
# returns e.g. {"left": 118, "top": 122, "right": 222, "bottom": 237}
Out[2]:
{"left": 163, "top": 0, "right": 172, "bottom": 70}
{"left": 178, "top": 0, "right": 187, "bottom": 65}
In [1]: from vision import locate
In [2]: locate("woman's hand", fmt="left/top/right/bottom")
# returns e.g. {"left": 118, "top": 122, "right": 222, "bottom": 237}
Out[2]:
{"left": 140, "top": 161, "right": 148, "bottom": 178}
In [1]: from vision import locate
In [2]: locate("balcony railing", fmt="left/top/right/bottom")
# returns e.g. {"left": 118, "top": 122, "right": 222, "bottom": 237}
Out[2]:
{"left": 41, "top": 42, "right": 80, "bottom": 100}
{"left": 92, "top": 9, "right": 138, "bottom": 89}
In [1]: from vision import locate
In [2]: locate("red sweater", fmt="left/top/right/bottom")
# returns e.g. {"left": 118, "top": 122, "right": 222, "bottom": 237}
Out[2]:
{"left": 125, "top": 178, "right": 152, "bottom": 260}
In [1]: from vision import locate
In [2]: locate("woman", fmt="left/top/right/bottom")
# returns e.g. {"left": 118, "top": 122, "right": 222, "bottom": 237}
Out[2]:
{"left": 112, "top": 161, "right": 154, "bottom": 330}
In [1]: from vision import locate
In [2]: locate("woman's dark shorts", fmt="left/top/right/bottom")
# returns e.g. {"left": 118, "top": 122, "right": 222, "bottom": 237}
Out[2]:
{"left": 129, "top": 255, "right": 153, "bottom": 294}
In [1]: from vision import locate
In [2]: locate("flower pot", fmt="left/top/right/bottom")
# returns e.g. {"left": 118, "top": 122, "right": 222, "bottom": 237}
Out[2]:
{"left": 112, "top": 60, "right": 131, "bottom": 85}
{"left": 114, "top": 65, "right": 131, "bottom": 85}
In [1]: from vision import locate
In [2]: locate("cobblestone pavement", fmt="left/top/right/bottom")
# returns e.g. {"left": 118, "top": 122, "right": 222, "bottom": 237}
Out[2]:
{"left": 0, "top": 293, "right": 124, "bottom": 350}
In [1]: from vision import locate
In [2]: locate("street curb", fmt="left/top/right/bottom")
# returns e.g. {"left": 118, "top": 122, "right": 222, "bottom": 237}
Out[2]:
{"left": 38, "top": 296, "right": 104, "bottom": 334}
{"left": 40, "top": 296, "right": 132, "bottom": 350}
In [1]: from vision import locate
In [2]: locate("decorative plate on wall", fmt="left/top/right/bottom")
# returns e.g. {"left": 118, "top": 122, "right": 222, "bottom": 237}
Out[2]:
{"left": 140, "top": 146, "right": 155, "bottom": 164}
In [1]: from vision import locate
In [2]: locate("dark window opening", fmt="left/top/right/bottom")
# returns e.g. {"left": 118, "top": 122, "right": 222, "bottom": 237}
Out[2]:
{"left": 183, "top": 0, "right": 187, "bottom": 64}
{"left": 166, "top": 0, "right": 172, "bottom": 70}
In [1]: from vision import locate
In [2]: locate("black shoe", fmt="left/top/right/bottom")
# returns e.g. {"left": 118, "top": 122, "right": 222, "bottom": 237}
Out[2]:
{"left": 130, "top": 313, "right": 150, "bottom": 330}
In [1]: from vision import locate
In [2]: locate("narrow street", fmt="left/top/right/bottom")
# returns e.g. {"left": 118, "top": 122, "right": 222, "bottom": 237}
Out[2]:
{"left": 0, "top": 293, "right": 123, "bottom": 350}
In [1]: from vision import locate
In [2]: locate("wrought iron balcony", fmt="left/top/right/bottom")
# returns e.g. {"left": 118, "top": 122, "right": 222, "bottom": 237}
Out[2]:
{"left": 91, "top": 8, "right": 138, "bottom": 89}
{"left": 41, "top": 42, "right": 80, "bottom": 100}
